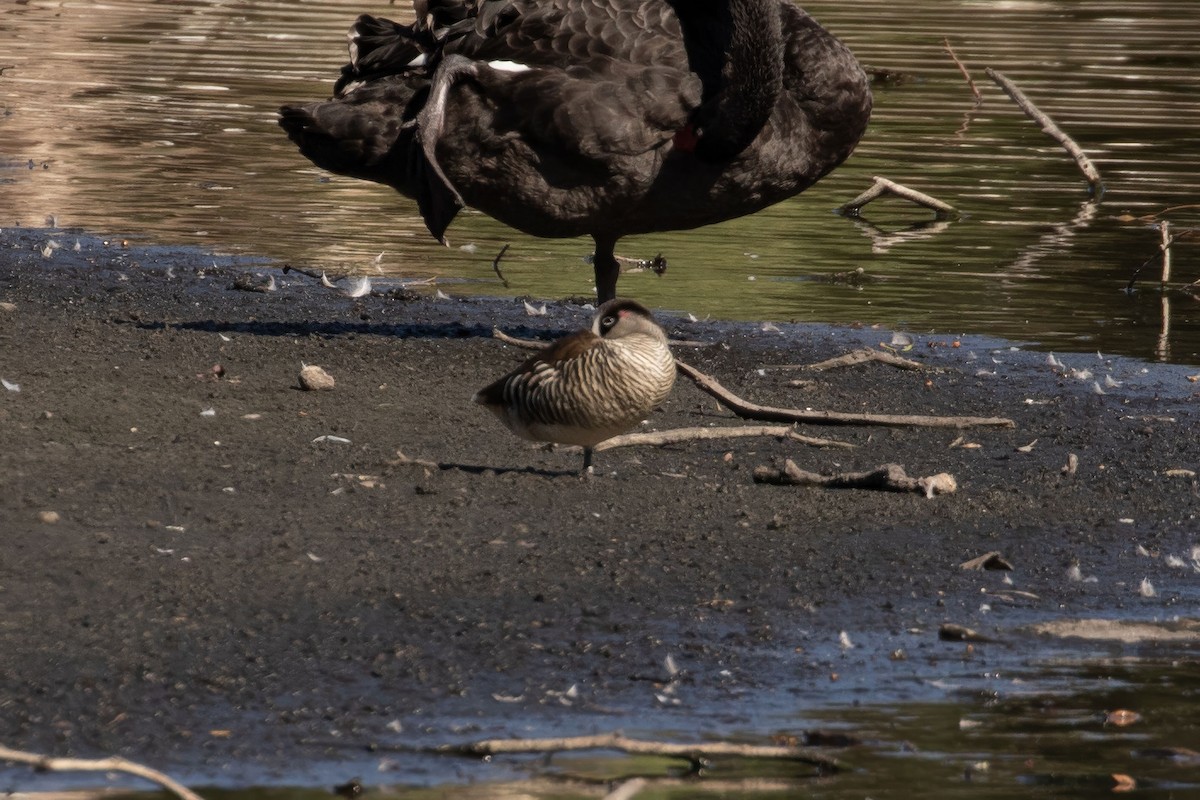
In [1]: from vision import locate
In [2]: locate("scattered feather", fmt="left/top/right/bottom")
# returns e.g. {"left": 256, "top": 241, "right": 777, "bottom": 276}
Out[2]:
{"left": 491, "top": 693, "right": 523, "bottom": 703}
{"left": 686, "top": 312, "right": 698, "bottom": 323}
{"left": 1165, "top": 555, "right": 1187, "bottom": 569}
{"left": 1062, "top": 453, "right": 1079, "bottom": 475}
{"left": 1047, "top": 353, "right": 1064, "bottom": 368}
{"left": 1161, "top": 468, "right": 1195, "bottom": 478}
{"left": 1015, "top": 439, "right": 1038, "bottom": 453}
{"left": 199, "top": 407, "right": 216, "bottom": 417}
{"left": 218, "top": 333, "right": 232, "bottom": 342}
{"left": 154, "top": 547, "right": 175, "bottom": 555}
{"left": 386, "top": 719, "right": 403, "bottom": 732}
{"left": 459, "top": 243, "right": 478, "bottom": 253}
{"left": 320, "top": 272, "right": 337, "bottom": 288}
{"left": 72, "top": 240, "right": 81, "bottom": 252}
{"left": 838, "top": 631, "right": 854, "bottom": 650}
{"left": 306, "top": 552, "right": 325, "bottom": 563}
{"left": 2, "top": 378, "right": 19, "bottom": 392}
{"left": 1136, "top": 544, "right": 1152, "bottom": 557}
{"left": 1104, "top": 374, "right": 1122, "bottom": 388}
{"left": 345, "top": 275, "right": 371, "bottom": 298}
{"left": 1139, "top": 578, "right": 1156, "bottom": 598}
{"left": 435, "top": 289, "right": 451, "bottom": 301}
{"left": 312, "top": 435, "right": 351, "bottom": 444}
{"left": 1092, "top": 381, "right": 1106, "bottom": 395}
{"left": 761, "top": 322, "right": 781, "bottom": 333}
{"left": 664, "top": 654, "right": 680, "bottom": 677}
{"left": 523, "top": 299, "right": 547, "bottom": 316}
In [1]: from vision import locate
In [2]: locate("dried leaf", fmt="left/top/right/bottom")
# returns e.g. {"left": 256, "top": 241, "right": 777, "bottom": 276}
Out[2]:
{"left": 1111, "top": 773, "right": 1136, "bottom": 792}
{"left": 1106, "top": 710, "right": 1142, "bottom": 727}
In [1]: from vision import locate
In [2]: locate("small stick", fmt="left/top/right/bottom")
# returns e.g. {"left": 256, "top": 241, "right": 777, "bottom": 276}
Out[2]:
{"left": 674, "top": 360, "right": 1014, "bottom": 430}
{"left": 0, "top": 745, "right": 204, "bottom": 800}
{"left": 1160, "top": 221, "right": 1172, "bottom": 287}
{"left": 943, "top": 38, "right": 981, "bottom": 104}
{"left": 595, "top": 425, "right": 855, "bottom": 452}
{"left": 429, "top": 732, "right": 841, "bottom": 772}
{"left": 492, "top": 243, "right": 511, "bottom": 288}
{"left": 985, "top": 68, "right": 1104, "bottom": 194}
{"left": 839, "top": 176, "right": 958, "bottom": 218}
{"left": 492, "top": 328, "right": 545, "bottom": 349}
{"left": 753, "top": 460, "right": 957, "bottom": 497}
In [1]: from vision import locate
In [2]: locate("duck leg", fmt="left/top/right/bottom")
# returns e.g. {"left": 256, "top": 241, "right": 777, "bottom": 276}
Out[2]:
{"left": 592, "top": 234, "right": 620, "bottom": 303}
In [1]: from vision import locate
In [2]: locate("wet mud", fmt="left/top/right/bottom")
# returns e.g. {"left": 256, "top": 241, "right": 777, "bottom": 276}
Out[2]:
{"left": 1, "top": 227, "right": 1198, "bottom": 791}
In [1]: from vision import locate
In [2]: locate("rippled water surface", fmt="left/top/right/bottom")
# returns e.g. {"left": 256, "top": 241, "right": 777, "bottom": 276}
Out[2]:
{"left": 2, "top": 1, "right": 1199, "bottom": 360}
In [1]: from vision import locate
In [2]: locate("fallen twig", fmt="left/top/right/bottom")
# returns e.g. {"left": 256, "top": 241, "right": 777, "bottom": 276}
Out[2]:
{"left": 943, "top": 38, "right": 981, "bottom": 104}
{"left": 838, "top": 176, "right": 958, "bottom": 218}
{"left": 428, "top": 732, "right": 841, "bottom": 772}
{"left": 492, "top": 243, "right": 511, "bottom": 288}
{"left": 0, "top": 745, "right": 204, "bottom": 800}
{"left": 985, "top": 68, "right": 1104, "bottom": 194}
{"left": 789, "top": 347, "right": 929, "bottom": 373}
{"left": 753, "top": 460, "right": 957, "bottom": 497}
{"left": 595, "top": 425, "right": 854, "bottom": 452}
{"left": 674, "top": 360, "right": 1014, "bottom": 429}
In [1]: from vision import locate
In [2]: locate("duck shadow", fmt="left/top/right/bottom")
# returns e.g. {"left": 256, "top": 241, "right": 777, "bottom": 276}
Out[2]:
{"left": 425, "top": 461, "right": 582, "bottom": 478}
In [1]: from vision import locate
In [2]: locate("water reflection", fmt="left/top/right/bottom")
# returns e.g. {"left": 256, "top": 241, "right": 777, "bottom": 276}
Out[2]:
{"left": 0, "top": 0, "right": 1198, "bottom": 362}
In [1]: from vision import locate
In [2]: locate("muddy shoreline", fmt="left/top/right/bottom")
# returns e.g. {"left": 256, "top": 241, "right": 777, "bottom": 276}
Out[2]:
{"left": 2, "top": 227, "right": 1198, "bottom": 792}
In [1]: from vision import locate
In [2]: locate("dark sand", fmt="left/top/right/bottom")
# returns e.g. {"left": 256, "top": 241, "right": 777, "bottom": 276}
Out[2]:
{"left": 2, "top": 227, "right": 1198, "bottom": 790}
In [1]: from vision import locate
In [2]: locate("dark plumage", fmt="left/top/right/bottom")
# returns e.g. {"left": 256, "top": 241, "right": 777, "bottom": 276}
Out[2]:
{"left": 473, "top": 298, "right": 676, "bottom": 471}
{"left": 279, "top": 0, "right": 872, "bottom": 301}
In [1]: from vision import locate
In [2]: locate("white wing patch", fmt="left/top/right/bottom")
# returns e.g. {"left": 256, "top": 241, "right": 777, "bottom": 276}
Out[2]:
{"left": 487, "top": 60, "right": 532, "bottom": 73}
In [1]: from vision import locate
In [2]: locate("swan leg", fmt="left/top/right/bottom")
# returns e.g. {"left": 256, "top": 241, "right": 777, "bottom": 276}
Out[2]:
{"left": 592, "top": 235, "right": 620, "bottom": 304}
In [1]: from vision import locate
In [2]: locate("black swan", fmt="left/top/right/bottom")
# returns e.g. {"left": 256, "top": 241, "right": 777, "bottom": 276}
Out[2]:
{"left": 279, "top": 0, "right": 872, "bottom": 302}
{"left": 473, "top": 298, "right": 676, "bottom": 472}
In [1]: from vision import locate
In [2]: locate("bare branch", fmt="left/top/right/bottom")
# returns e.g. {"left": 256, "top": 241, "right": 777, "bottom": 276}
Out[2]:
{"left": 985, "top": 68, "right": 1104, "bottom": 194}
{"left": 790, "top": 347, "right": 929, "bottom": 373}
{"left": 839, "top": 176, "right": 958, "bottom": 218}
{"left": 943, "top": 38, "right": 982, "bottom": 104}
{"left": 674, "top": 359, "right": 1014, "bottom": 430}
{"left": 0, "top": 745, "right": 204, "bottom": 800}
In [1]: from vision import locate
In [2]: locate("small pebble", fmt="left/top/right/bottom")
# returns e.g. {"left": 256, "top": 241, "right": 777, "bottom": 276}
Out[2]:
{"left": 299, "top": 364, "right": 335, "bottom": 391}
{"left": 37, "top": 510, "right": 60, "bottom": 524}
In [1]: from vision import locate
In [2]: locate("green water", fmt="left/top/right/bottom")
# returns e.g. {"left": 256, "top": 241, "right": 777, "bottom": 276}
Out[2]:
{"left": 1, "top": 1, "right": 1199, "bottom": 360}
